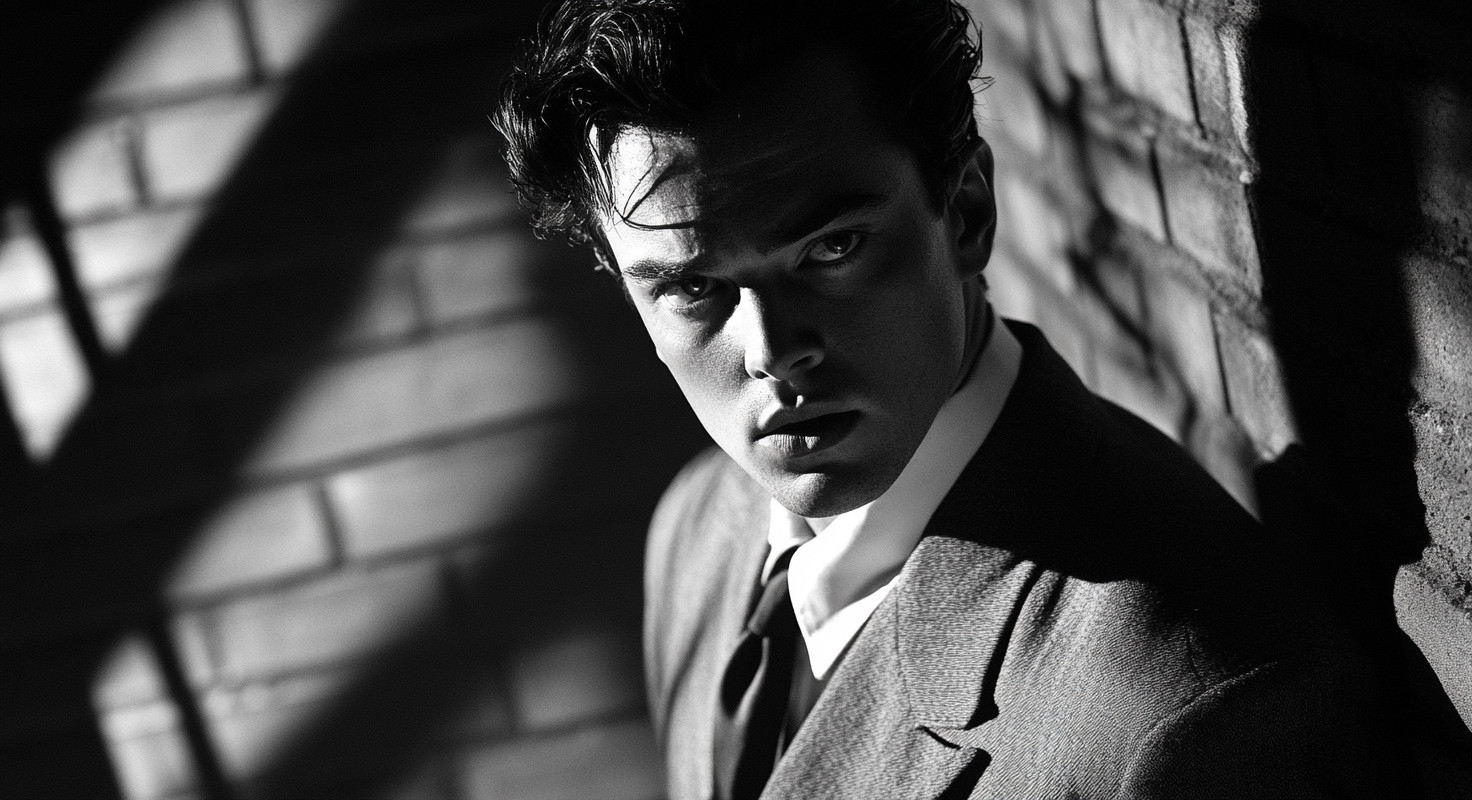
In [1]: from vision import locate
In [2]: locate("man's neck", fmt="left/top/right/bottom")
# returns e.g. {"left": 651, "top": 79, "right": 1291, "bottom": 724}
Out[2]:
{"left": 951, "top": 277, "right": 991, "bottom": 395}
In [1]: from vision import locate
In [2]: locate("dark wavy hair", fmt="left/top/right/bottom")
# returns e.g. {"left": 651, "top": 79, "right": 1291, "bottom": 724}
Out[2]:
{"left": 492, "top": 0, "right": 987, "bottom": 270}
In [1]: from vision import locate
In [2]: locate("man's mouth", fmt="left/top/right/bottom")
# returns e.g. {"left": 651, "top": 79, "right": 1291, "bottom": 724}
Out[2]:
{"left": 756, "top": 410, "right": 862, "bottom": 457}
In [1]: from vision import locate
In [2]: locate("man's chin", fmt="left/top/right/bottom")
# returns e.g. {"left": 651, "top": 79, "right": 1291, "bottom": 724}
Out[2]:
{"left": 756, "top": 463, "right": 894, "bottom": 519}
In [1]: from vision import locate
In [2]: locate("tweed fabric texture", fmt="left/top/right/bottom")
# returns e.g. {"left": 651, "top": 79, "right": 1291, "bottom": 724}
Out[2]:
{"left": 644, "top": 321, "right": 1441, "bottom": 799}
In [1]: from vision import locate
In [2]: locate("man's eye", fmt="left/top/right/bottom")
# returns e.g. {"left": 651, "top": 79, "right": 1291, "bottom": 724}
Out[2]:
{"left": 659, "top": 275, "right": 715, "bottom": 304}
{"left": 806, "top": 231, "right": 863, "bottom": 264}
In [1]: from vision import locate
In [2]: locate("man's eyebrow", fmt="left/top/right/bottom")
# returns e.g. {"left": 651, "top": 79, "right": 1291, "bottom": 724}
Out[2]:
{"left": 758, "top": 191, "right": 890, "bottom": 253}
{"left": 619, "top": 192, "right": 889, "bottom": 281}
{"left": 622, "top": 256, "right": 707, "bottom": 284}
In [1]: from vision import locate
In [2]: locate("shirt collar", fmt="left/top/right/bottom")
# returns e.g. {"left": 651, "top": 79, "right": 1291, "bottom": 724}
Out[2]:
{"left": 764, "top": 307, "right": 1023, "bottom": 678}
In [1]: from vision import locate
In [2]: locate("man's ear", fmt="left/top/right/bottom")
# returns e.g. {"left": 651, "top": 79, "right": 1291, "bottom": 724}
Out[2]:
{"left": 944, "top": 137, "right": 997, "bottom": 279}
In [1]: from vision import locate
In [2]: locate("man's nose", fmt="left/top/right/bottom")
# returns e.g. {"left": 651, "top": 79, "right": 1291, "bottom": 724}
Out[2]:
{"left": 736, "top": 288, "right": 824, "bottom": 381}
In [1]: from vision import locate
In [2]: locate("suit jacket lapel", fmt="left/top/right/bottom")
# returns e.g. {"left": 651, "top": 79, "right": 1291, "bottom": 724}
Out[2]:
{"left": 903, "top": 321, "right": 1105, "bottom": 733}
{"left": 763, "top": 323, "right": 1108, "bottom": 797}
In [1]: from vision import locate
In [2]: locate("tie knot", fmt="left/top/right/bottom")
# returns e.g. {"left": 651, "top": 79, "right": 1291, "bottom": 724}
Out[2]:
{"left": 747, "top": 552, "right": 798, "bottom": 638}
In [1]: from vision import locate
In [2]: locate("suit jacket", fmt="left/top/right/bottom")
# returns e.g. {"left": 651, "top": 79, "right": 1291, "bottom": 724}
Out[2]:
{"left": 644, "top": 321, "right": 1436, "bottom": 799}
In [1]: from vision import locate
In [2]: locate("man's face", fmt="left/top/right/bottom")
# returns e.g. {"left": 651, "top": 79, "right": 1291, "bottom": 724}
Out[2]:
{"left": 598, "top": 48, "right": 991, "bottom": 518}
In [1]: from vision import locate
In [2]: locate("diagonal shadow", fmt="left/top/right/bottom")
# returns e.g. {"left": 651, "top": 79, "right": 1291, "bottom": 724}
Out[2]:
{"left": 4, "top": 0, "right": 705, "bottom": 796}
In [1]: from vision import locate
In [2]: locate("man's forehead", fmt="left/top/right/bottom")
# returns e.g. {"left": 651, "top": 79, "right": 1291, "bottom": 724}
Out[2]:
{"left": 602, "top": 129, "right": 703, "bottom": 229}
{"left": 598, "top": 128, "right": 705, "bottom": 270}
{"left": 601, "top": 123, "right": 901, "bottom": 269}
{"left": 598, "top": 47, "right": 905, "bottom": 223}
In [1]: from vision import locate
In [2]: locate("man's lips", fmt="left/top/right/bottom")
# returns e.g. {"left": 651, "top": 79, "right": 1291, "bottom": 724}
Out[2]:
{"left": 755, "top": 410, "right": 862, "bottom": 457}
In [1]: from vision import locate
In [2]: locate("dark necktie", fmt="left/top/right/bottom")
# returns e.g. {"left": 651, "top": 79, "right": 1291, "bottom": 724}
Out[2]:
{"left": 713, "top": 548, "right": 800, "bottom": 800}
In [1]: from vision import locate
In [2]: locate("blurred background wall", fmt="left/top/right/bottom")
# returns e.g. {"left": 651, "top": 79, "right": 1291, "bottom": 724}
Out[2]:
{"left": 0, "top": 0, "right": 1467, "bottom": 798}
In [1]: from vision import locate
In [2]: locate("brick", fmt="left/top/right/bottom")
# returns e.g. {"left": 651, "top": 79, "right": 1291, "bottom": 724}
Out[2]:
{"left": 1156, "top": 144, "right": 1261, "bottom": 289}
{"left": 1395, "top": 567, "right": 1472, "bottom": 727}
{"left": 69, "top": 206, "right": 203, "bottom": 290}
{"left": 172, "top": 613, "right": 217, "bottom": 688}
{"left": 209, "top": 559, "right": 446, "bottom": 680}
{"left": 0, "top": 215, "right": 56, "bottom": 314}
{"left": 335, "top": 248, "right": 422, "bottom": 346}
{"left": 246, "top": 0, "right": 348, "bottom": 74}
{"left": 48, "top": 120, "right": 139, "bottom": 220}
{"left": 1183, "top": 409, "right": 1261, "bottom": 518}
{"left": 322, "top": 768, "right": 453, "bottom": 800}
{"left": 92, "top": 633, "right": 169, "bottom": 711}
{"left": 327, "top": 421, "right": 570, "bottom": 559}
{"left": 204, "top": 668, "right": 353, "bottom": 777}
{"left": 1029, "top": 281, "right": 1094, "bottom": 383}
{"left": 103, "top": 261, "right": 415, "bottom": 387}
{"left": 206, "top": 660, "right": 504, "bottom": 790}
{"left": 437, "top": 660, "right": 515, "bottom": 744}
{"left": 166, "top": 484, "right": 333, "bottom": 601}
{"left": 90, "top": 276, "right": 167, "bottom": 354}
{"left": 416, "top": 230, "right": 541, "bottom": 324}
{"left": 456, "top": 717, "right": 663, "bottom": 800}
{"left": 1097, "top": 0, "right": 1195, "bottom": 121}
{"left": 508, "top": 628, "right": 643, "bottom": 732}
{"left": 141, "top": 90, "right": 278, "bottom": 203}
{"left": 984, "top": 255, "right": 1039, "bottom": 323}
{"left": 1086, "top": 306, "right": 1186, "bottom": 440}
{"left": 963, "top": 0, "right": 1028, "bottom": 53}
{"left": 1215, "top": 313, "right": 1297, "bottom": 456}
{"left": 398, "top": 137, "right": 523, "bottom": 236}
{"left": 1088, "top": 257, "right": 1143, "bottom": 329}
{"left": 1034, "top": 0, "right": 1104, "bottom": 85}
{"left": 99, "top": 702, "right": 199, "bottom": 800}
{"left": 1183, "top": 14, "right": 1250, "bottom": 151}
{"left": 243, "top": 319, "right": 582, "bottom": 475}
{"left": 1140, "top": 268, "right": 1226, "bottom": 410}
{"left": 90, "top": 0, "right": 251, "bottom": 104}
{"left": 1086, "top": 132, "right": 1167, "bottom": 241}
{"left": 994, "top": 170, "right": 1071, "bottom": 290}
{"left": 1095, "top": 361, "right": 1185, "bottom": 442}
{"left": 983, "top": 49, "right": 1049, "bottom": 160}
{"left": 0, "top": 310, "right": 92, "bottom": 458}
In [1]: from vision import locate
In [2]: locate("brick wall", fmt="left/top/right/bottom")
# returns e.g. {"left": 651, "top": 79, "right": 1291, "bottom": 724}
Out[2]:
{"left": 0, "top": 1, "right": 704, "bottom": 798}
{"left": 969, "top": 0, "right": 1472, "bottom": 727}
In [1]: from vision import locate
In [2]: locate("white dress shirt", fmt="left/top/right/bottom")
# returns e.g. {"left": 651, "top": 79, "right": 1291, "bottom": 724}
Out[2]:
{"left": 763, "top": 308, "right": 1023, "bottom": 679}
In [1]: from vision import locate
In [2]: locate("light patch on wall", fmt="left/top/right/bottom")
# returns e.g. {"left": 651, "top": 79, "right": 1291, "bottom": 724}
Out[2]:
{"left": 90, "top": 277, "right": 168, "bottom": 355}
{"left": 0, "top": 309, "right": 92, "bottom": 459}
{"left": 204, "top": 668, "right": 353, "bottom": 780}
{"left": 140, "top": 88, "right": 282, "bottom": 205}
{"left": 399, "top": 136, "right": 524, "bottom": 236}
{"left": 0, "top": 205, "right": 60, "bottom": 315}
{"left": 89, "top": 0, "right": 252, "bottom": 105}
{"left": 166, "top": 484, "right": 333, "bottom": 601}
{"left": 249, "top": 0, "right": 351, "bottom": 75}
{"left": 244, "top": 318, "right": 582, "bottom": 475}
{"left": 93, "top": 632, "right": 201, "bottom": 800}
{"left": 68, "top": 205, "right": 203, "bottom": 292}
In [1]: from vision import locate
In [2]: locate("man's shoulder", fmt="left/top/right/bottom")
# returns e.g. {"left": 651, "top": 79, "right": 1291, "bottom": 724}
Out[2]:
{"left": 650, "top": 445, "right": 758, "bottom": 531}
{"left": 646, "top": 446, "right": 767, "bottom": 575}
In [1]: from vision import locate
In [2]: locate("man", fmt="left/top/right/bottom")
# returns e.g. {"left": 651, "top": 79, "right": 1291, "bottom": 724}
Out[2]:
{"left": 493, "top": 1, "right": 1461, "bottom": 797}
